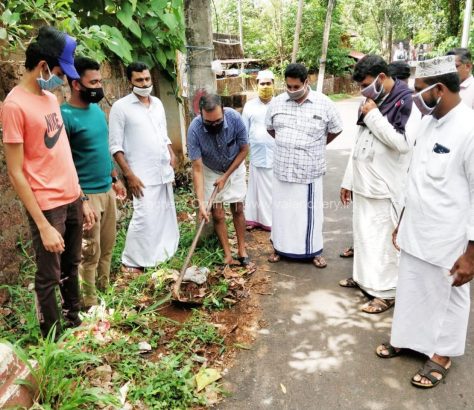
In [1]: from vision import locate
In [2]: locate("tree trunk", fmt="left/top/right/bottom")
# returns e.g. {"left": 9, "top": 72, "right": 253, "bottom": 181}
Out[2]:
{"left": 237, "top": 0, "right": 244, "bottom": 53}
{"left": 447, "top": 0, "right": 462, "bottom": 37}
{"left": 461, "top": 0, "right": 473, "bottom": 47}
{"left": 184, "top": 0, "right": 216, "bottom": 239}
{"left": 316, "top": 0, "right": 336, "bottom": 93}
{"left": 291, "top": 0, "right": 304, "bottom": 63}
{"left": 184, "top": 0, "right": 215, "bottom": 119}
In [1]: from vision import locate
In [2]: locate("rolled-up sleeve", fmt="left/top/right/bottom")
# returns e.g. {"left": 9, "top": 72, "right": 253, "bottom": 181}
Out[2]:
{"left": 187, "top": 121, "right": 201, "bottom": 161}
{"left": 234, "top": 114, "right": 248, "bottom": 146}
{"left": 327, "top": 99, "right": 343, "bottom": 134}
{"left": 108, "top": 102, "right": 125, "bottom": 156}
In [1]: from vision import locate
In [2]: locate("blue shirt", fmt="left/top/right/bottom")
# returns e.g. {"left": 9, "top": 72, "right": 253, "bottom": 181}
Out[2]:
{"left": 187, "top": 108, "right": 248, "bottom": 173}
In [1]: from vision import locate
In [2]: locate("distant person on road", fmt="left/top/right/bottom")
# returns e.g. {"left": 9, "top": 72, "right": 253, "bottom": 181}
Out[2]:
{"left": 1, "top": 26, "right": 96, "bottom": 338}
{"left": 447, "top": 47, "right": 474, "bottom": 109}
{"left": 61, "top": 56, "right": 126, "bottom": 309}
{"left": 376, "top": 56, "right": 474, "bottom": 389}
{"left": 109, "top": 61, "right": 179, "bottom": 272}
{"left": 243, "top": 70, "right": 276, "bottom": 231}
{"left": 266, "top": 63, "right": 343, "bottom": 269}
{"left": 187, "top": 93, "right": 251, "bottom": 266}
{"left": 339, "top": 55, "right": 413, "bottom": 313}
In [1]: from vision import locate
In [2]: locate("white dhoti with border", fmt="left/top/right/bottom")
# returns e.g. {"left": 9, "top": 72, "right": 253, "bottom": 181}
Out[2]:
{"left": 244, "top": 164, "right": 272, "bottom": 230}
{"left": 353, "top": 193, "right": 398, "bottom": 298}
{"left": 391, "top": 250, "right": 470, "bottom": 357}
{"left": 203, "top": 162, "right": 246, "bottom": 204}
{"left": 122, "top": 183, "right": 179, "bottom": 268}
{"left": 271, "top": 176, "right": 323, "bottom": 259}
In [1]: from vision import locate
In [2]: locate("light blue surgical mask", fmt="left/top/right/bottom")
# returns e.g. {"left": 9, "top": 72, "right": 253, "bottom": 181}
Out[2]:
{"left": 36, "top": 65, "right": 64, "bottom": 91}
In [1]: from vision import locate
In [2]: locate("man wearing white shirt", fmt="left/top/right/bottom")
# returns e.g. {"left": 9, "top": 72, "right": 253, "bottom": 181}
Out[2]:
{"left": 447, "top": 48, "right": 474, "bottom": 109}
{"left": 109, "top": 62, "right": 179, "bottom": 271}
{"left": 243, "top": 70, "right": 275, "bottom": 231}
{"left": 376, "top": 56, "right": 474, "bottom": 389}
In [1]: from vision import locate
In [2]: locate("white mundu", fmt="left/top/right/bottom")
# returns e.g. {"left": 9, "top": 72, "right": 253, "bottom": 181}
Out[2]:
{"left": 392, "top": 102, "right": 474, "bottom": 356}
{"left": 242, "top": 97, "right": 275, "bottom": 230}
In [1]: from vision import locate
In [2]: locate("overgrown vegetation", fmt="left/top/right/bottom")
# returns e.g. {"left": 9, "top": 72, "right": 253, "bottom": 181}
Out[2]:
{"left": 0, "top": 188, "right": 238, "bottom": 409}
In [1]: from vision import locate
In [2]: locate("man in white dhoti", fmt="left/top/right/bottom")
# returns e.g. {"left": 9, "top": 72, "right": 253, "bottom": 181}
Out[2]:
{"left": 243, "top": 70, "right": 275, "bottom": 231}
{"left": 109, "top": 62, "right": 179, "bottom": 272}
{"left": 339, "top": 55, "right": 413, "bottom": 313}
{"left": 376, "top": 56, "right": 474, "bottom": 388}
{"left": 266, "top": 63, "right": 343, "bottom": 268}
{"left": 187, "top": 94, "right": 250, "bottom": 266}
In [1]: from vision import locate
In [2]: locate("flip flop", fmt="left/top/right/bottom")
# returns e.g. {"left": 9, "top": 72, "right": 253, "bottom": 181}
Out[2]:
{"left": 411, "top": 359, "right": 451, "bottom": 388}
{"left": 121, "top": 265, "right": 144, "bottom": 274}
{"left": 375, "top": 342, "right": 401, "bottom": 358}
{"left": 313, "top": 255, "right": 327, "bottom": 269}
{"left": 361, "top": 298, "right": 395, "bottom": 314}
{"left": 339, "top": 277, "right": 358, "bottom": 288}
{"left": 268, "top": 253, "right": 281, "bottom": 263}
{"left": 339, "top": 247, "right": 354, "bottom": 258}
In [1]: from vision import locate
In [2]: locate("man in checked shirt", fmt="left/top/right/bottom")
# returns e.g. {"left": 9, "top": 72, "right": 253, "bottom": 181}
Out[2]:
{"left": 266, "top": 63, "right": 343, "bottom": 269}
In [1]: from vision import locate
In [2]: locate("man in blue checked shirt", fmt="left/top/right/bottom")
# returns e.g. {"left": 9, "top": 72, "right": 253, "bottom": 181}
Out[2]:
{"left": 187, "top": 94, "right": 251, "bottom": 266}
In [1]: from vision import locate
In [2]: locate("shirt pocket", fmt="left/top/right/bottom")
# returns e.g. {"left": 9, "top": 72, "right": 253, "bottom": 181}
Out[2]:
{"left": 425, "top": 151, "right": 451, "bottom": 180}
{"left": 353, "top": 132, "right": 375, "bottom": 163}
{"left": 305, "top": 115, "right": 326, "bottom": 139}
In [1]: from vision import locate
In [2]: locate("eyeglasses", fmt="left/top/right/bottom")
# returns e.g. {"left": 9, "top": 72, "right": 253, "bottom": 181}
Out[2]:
{"left": 202, "top": 119, "right": 224, "bottom": 126}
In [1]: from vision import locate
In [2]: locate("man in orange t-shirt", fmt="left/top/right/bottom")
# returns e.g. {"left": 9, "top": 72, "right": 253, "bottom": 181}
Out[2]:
{"left": 1, "top": 26, "right": 96, "bottom": 338}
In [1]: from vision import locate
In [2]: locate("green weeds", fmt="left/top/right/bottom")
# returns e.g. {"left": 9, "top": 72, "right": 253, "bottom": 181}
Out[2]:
{"left": 1, "top": 186, "right": 233, "bottom": 409}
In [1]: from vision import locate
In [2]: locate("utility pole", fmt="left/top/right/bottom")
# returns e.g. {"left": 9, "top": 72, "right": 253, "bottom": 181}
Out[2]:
{"left": 291, "top": 0, "right": 304, "bottom": 63}
{"left": 461, "top": 0, "right": 472, "bottom": 47}
{"left": 237, "top": 0, "right": 244, "bottom": 53}
{"left": 316, "top": 0, "right": 336, "bottom": 94}
{"left": 184, "top": 0, "right": 215, "bottom": 119}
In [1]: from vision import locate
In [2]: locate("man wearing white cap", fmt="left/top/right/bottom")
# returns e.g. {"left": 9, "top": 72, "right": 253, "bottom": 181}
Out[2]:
{"left": 243, "top": 70, "right": 275, "bottom": 231}
{"left": 376, "top": 55, "right": 474, "bottom": 389}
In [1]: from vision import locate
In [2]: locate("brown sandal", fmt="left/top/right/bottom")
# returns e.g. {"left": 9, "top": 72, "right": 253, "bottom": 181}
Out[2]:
{"left": 313, "top": 255, "right": 327, "bottom": 269}
{"left": 339, "top": 246, "right": 354, "bottom": 258}
{"left": 375, "top": 342, "right": 401, "bottom": 358}
{"left": 361, "top": 298, "right": 395, "bottom": 314}
{"left": 411, "top": 359, "right": 451, "bottom": 388}
{"left": 339, "top": 277, "right": 358, "bottom": 288}
{"left": 267, "top": 253, "right": 281, "bottom": 263}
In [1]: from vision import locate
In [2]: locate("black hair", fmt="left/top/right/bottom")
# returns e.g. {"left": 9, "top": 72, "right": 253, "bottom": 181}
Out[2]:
{"left": 284, "top": 63, "right": 308, "bottom": 82}
{"left": 447, "top": 48, "right": 472, "bottom": 64}
{"left": 24, "top": 41, "right": 59, "bottom": 71}
{"left": 126, "top": 61, "right": 149, "bottom": 80}
{"left": 199, "top": 93, "right": 222, "bottom": 112}
{"left": 422, "top": 72, "right": 460, "bottom": 93}
{"left": 67, "top": 56, "right": 100, "bottom": 85}
{"left": 388, "top": 61, "right": 411, "bottom": 80}
{"left": 352, "top": 55, "right": 389, "bottom": 82}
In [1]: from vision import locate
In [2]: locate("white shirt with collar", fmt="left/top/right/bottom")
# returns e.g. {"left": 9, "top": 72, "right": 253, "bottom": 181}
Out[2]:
{"left": 460, "top": 75, "right": 474, "bottom": 109}
{"left": 398, "top": 102, "right": 474, "bottom": 269}
{"left": 242, "top": 97, "right": 275, "bottom": 168}
{"left": 109, "top": 92, "right": 174, "bottom": 185}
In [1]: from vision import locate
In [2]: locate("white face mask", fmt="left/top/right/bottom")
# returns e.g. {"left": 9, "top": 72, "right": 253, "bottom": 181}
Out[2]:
{"left": 360, "top": 74, "right": 384, "bottom": 101}
{"left": 133, "top": 85, "right": 153, "bottom": 97}
{"left": 413, "top": 83, "right": 441, "bottom": 116}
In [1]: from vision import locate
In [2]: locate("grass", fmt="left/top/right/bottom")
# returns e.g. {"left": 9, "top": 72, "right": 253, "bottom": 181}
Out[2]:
{"left": 0, "top": 185, "right": 234, "bottom": 409}
{"left": 328, "top": 93, "right": 353, "bottom": 101}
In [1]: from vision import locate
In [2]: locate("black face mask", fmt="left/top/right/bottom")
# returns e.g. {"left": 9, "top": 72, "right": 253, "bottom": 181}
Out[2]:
{"left": 204, "top": 121, "right": 224, "bottom": 135}
{"left": 79, "top": 83, "right": 104, "bottom": 103}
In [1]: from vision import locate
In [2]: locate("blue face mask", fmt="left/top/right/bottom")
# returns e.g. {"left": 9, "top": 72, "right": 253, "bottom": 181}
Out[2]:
{"left": 36, "top": 65, "right": 64, "bottom": 91}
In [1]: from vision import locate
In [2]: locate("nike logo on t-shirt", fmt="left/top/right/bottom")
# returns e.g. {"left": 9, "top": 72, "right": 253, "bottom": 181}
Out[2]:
{"left": 44, "top": 112, "right": 64, "bottom": 149}
{"left": 44, "top": 123, "right": 64, "bottom": 149}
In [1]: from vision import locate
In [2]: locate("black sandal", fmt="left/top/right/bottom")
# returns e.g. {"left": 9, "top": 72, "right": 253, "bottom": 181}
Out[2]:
{"left": 375, "top": 342, "right": 401, "bottom": 358}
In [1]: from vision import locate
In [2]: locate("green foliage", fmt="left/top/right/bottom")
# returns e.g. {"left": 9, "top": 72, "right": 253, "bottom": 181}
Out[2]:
{"left": 0, "top": 0, "right": 185, "bottom": 77}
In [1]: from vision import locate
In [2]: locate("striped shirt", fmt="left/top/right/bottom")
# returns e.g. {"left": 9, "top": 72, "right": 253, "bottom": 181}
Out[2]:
{"left": 266, "top": 90, "right": 343, "bottom": 184}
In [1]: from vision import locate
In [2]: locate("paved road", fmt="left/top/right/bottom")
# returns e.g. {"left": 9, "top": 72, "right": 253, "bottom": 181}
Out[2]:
{"left": 219, "top": 98, "right": 474, "bottom": 410}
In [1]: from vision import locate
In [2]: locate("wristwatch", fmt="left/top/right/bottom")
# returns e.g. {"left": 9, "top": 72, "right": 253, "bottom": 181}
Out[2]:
{"left": 111, "top": 176, "right": 119, "bottom": 183}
